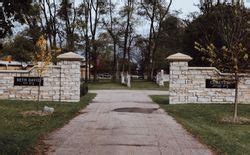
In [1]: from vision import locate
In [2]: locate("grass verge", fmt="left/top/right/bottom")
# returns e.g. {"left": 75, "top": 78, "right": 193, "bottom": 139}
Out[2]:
{"left": 0, "top": 93, "right": 96, "bottom": 154}
{"left": 88, "top": 80, "right": 169, "bottom": 91}
{"left": 150, "top": 95, "right": 250, "bottom": 155}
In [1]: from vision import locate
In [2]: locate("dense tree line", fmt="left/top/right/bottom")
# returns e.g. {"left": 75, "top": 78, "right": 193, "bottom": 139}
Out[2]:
{"left": 0, "top": 0, "right": 249, "bottom": 82}
{"left": 183, "top": 0, "right": 250, "bottom": 69}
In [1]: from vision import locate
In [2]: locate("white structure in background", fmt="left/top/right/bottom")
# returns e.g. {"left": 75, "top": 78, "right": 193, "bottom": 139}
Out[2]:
{"left": 126, "top": 74, "right": 131, "bottom": 88}
{"left": 121, "top": 72, "right": 131, "bottom": 87}
{"left": 121, "top": 72, "right": 125, "bottom": 84}
{"left": 156, "top": 70, "right": 169, "bottom": 86}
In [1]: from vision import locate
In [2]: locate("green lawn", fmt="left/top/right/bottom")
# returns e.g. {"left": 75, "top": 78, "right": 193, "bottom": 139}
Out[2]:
{"left": 0, "top": 93, "right": 96, "bottom": 154}
{"left": 150, "top": 95, "right": 250, "bottom": 155}
{"left": 88, "top": 80, "right": 169, "bottom": 91}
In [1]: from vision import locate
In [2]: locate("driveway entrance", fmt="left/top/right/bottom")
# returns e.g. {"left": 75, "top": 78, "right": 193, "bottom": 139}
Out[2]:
{"left": 44, "top": 90, "right": 212, "bottom": 155}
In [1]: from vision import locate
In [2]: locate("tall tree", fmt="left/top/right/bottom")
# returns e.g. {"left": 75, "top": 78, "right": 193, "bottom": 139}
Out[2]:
{"left": 38, "top": 0, "right": 59, "bottom": 50}
{"left": 77, "top": 1, "right": 91, "bottom": 82}
{"left": 103, "top": 0, "right": 120, "bottom": 81}
{"left": 119, "top": 0, "right": 136, "bottom": 74}
{"left": 20, "top": 3, "right": 41, "bottom": 42}
{"left": 135, "top": 36, "right": 148, "bottom": 75}
{"left": 89, "top": 0, "right": 107, "bottom": 81}
{"left": 58, "top": 0, "right": 78, "bottom": 51}
{"left": 155, "top": 15, "right": 185, "bottom": 71}
{"left": 139, "top": 0, "right": 172, "bottom": 80}
{"left": 84, "top": 1, "right": 91, "bottom": 82}
{"left": 95, "top": 32, "right": 113, "bottom": 73}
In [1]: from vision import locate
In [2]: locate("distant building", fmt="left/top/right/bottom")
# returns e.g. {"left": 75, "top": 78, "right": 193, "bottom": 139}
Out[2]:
{"left": 0, "top": 60, "right": 32, "bottom": 70}
{"left": 0, "top": 56, "right": 90, "bottom": 79}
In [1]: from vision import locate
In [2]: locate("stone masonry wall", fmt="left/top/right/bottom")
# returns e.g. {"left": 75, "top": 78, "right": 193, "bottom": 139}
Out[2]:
{"left": 169, "top": 61, "right": 250, "bottom": 104}
{"left": 0, "top": 60, "right": 81, "bottom": 102}
{"left": 58, "top": 60, "right": 81, "bottom": 102}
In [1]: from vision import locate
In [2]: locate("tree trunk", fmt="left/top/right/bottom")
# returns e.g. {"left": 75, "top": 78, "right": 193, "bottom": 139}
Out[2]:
{"left": 85, "top": 35, "right": 90, "bottom": 83}
{"left": 37, "top": 75, "right": 42, "bottom": 111}
{"left": 122, "top": 50, "right": 126, "bottom": 73}
{"left": 89, "top": 1, "right": 99, "bottom": 82}
{"left": 150, "top": 62, "right": 155, "bottom": 80}
{"left": 93, "top": 61, "right": 97, "bottom": 82}
{"left": 150, "top": 33, "right": 160, "bottom": 80}
{"left": 128, "top": 47, "right": 131, "bottom": 75}
{"left": 122, "top": 0, "right": 132, "bottom": 73}
{"left": 116, "top": 58, "right": 119, "bottom": 81}
{"left": 112, "top": 42, "right": 117, "bottom": 82}
{"left": 84, "top": 3, "right": 90, "bottom": 83}
{"left": 233, "top": 72, "right": 239, "bottom": 123}
{"left": 85, "top": 46, "right": 89, "bottom": 83}
{"left": 146, "top": 3, "right": 156, "bottom": 81}
{"left": 92, "top": 47, "right": 98, "bottom": 82}
{"left": 88, "top": 52, "right": 91, "bottom": 81}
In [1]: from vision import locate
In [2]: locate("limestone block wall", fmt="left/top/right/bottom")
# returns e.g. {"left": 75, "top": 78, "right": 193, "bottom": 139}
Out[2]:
{"left": 58, "top": 61, "right": 81, "bottom": 102}
{"left": 167, "top": 53, "right": 250, "bottom": 104}
{"left": 169, "top": 61, "right": 189, "bottom": 103}
{"left": 0, "top": 66, "right": 61, "bottom": 101}
{"left": 0, "top": 52, "right": 83, "bottom": 102}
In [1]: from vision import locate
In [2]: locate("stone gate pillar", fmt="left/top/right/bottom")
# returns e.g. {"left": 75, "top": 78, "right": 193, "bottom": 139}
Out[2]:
{"left": 166, "top": 53, "right": 192, "bottom": 104}
{"left": 57, "top": 52, "right": 84, "bottom": 102}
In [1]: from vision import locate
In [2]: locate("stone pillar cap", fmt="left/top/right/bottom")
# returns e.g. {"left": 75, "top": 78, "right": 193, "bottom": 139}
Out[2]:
{"left": 57, "top": 52, "right": 84, "bottom": 61}
{"left": 166, "top": 53, "right": 193, "bottom": 61}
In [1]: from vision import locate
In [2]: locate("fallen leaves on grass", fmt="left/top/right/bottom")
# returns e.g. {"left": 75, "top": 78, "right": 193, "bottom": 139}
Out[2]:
{"left": 220, "top": 116, "right": 250, "bottom": 125}
{"left": 21, "top": 111, "right": 52, "bottom": 117}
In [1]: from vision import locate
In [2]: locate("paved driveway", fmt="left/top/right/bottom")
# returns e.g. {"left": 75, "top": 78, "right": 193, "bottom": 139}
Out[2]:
{"left": 44, "top": 90, "right": 213, "bottom": 155}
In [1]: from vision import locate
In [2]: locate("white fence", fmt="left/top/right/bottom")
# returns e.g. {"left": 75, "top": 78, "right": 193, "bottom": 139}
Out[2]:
{"left": 156, "top": 70, "right": 169, "bottom": 86}
{"left": 121, "top": 72, "right": 131, "bottom": 87}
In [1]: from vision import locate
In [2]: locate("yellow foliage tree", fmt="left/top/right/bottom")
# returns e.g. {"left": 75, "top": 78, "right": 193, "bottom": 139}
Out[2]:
{"left": 195, "top": 42, "right": 248, "bottom": 123}
{"left": 193, "top": 3, "right": 249, "bottom": 123}
{"left": 33, "top": 36, "right": 52, "bottom": 108}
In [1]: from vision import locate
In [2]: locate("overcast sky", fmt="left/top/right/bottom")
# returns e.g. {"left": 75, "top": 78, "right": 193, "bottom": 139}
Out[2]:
{"left": 171, "top": 0, "right": 200, "bottom": 18}
{"left": 74, "top": 0, "right": 250, "bottom": 18}
{"left": 74, "top": 0, "right": 201, "bottom": 18}
{"left": 163, "top": 0, "right": 249, "bottom": 18}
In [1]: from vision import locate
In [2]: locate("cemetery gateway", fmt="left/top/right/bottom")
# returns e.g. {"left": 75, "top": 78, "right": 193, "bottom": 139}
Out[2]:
{"left": 167, "top": 53, "right": 250, "bottom": 104}
{"left": 0, "top": 52, "right": 83, "bottom": 102}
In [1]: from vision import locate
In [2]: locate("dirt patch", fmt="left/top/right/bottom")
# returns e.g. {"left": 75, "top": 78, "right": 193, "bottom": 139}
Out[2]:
{"left": 21, "top": 110, "right": 52, "bottom": 116}
{"left": 220, "top": 116, "right": 250, "bottom": 125}
{"left": 34, "top": 136, "right": 51, "bottom": 155}
{"left": 113, "top": 107, "right": 158, "bottom": 114}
